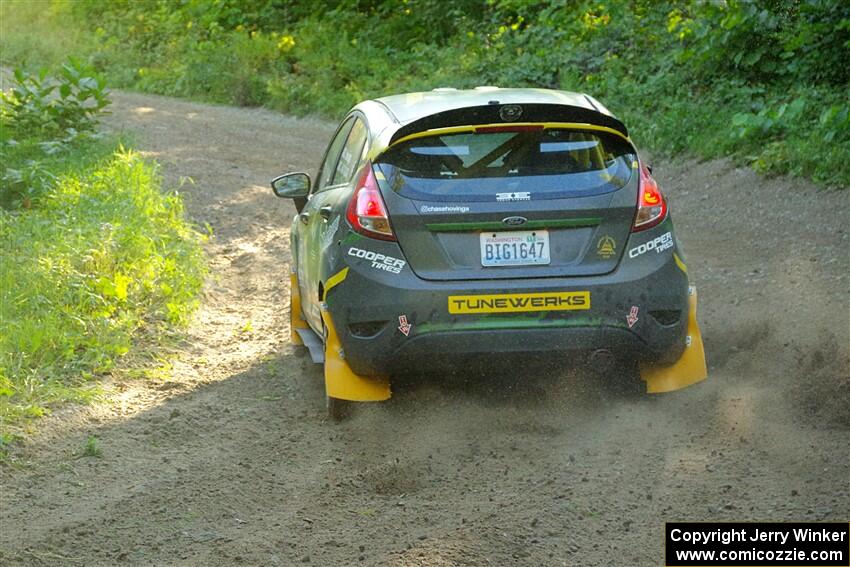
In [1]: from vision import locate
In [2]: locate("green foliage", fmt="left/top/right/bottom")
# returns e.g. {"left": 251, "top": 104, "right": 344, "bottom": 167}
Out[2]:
{"left": 1, "top": 59, "right": 109, "bottom": 138}
{"left": 678, "top": 0, "right": 850, "bottom": 87}
{"left": 1, "top": 62, "right": 111, "bottom": 208}
{"left": 1, "top": 0, "right": 848, "bottom": 186}
{"left": 0, "top": 431, "right": 18, "bottom": 460}
{"left": 0, "top": 146, "right": 207, "bottom": 425}
{"left": 79, "top": 435, "right": 103, "bottom": 458}
{"left": 0, "top": 62, "right": 207, "bottom": 428}
{"left": 0, "top": 1, "right": 97, "bottom": 70}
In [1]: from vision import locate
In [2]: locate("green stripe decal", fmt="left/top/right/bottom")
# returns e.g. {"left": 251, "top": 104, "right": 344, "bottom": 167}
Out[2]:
{"left": 416, "top": 317, "right": 625, "bottom": 334}
{"left": 425, "top": 217, "right": 602, "bottom": 232}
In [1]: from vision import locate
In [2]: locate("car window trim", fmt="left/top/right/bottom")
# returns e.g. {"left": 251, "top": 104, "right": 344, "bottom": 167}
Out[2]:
{"left": 319, "top": 136, "right": 370, "bottom": 192}
{"left": 330, "top": 118, "right": 369, "bottom": 186}
{"left": 313, "top": 117, "right": 356, "bottom": 195}
{"left": 314, "top": 112, "right": 371, "bottom": 194}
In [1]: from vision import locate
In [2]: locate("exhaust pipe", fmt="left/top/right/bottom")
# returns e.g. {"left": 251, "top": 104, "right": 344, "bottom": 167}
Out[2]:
{"left": 588, "top": 349, "right": 616, "bottom": 373}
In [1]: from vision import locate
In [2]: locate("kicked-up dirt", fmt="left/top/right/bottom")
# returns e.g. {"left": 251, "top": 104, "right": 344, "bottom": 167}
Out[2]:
{"left": 1, "top": 91, "right": 848, "bottom": 566}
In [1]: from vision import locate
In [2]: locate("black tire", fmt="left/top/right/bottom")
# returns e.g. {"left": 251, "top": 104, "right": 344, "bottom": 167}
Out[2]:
{"left": 326, "top": 395, "right": 351, "bottom": 421}
{"left": 588, "top": 353, "right": 641, "bottom": 393}
{"left": 609, "top": 358, "right": 644, "bottom": 395}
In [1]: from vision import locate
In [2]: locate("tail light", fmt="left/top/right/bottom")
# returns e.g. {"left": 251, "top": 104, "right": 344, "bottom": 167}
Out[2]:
{"left": 473, "top": 125, "right": 544, "bottom": 134}
{"left": 632, "top": 163, "right": 667, "bottom": 232}
{"left": 346, "top": 162, "right": 395, "bottom": 241}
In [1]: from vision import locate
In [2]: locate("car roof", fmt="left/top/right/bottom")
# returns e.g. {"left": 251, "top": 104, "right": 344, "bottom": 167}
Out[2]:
{"left": 353, "top": 87, "right": 627, "bottom": 159}
{"left": 373, "top": 87, "right": 612, "bottom": 125}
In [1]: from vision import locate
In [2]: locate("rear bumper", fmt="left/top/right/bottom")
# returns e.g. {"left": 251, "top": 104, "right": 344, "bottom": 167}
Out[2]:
{"left": 325, "top": 226, "right": 690, "bottom": 377}
{"left": 384, "top": 326, "right": 652, "bottom": 375}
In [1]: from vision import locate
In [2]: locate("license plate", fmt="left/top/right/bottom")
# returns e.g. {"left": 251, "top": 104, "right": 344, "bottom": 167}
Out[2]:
{"left": 480, "top": 230, "right": 550, "bottom": 267}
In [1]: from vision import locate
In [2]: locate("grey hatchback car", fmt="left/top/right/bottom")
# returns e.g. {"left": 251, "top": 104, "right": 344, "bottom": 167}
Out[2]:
{"left": 271, "top": 87, "right": 707, "bottom": 417}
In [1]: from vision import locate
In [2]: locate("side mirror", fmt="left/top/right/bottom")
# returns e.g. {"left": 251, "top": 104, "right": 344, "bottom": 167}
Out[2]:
{"left": 271, "top": 172, "right": 310, "bottom": 198}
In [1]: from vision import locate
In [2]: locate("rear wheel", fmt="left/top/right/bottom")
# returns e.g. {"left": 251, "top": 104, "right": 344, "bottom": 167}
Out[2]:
{"left": 326, "top": 395, "right": 351, "bottom": 421}
{"left": 610, "top": 358, "right": 643, "bottom": 395}
{"left": 588, "top": 353, "right": 641, "bottom": 394}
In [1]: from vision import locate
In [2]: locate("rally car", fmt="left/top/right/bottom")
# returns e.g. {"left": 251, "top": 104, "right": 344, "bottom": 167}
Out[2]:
{"left": 271, "top": 87, "right": 707, "bottom": 418}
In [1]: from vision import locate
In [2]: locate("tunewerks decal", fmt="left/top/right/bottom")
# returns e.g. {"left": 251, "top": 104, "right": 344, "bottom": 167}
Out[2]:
{"left": 448, "top": 291, "right": 590, "bottom": 314}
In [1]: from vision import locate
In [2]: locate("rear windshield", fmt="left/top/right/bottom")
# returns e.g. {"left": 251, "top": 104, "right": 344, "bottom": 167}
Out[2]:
{"left": 376, "top": 128, "right": 636, "bottom": 201}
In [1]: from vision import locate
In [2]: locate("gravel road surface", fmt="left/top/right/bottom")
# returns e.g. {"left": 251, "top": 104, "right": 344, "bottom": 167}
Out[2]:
{"left": 1, "top": 91, "right": 848, "bottom": 566}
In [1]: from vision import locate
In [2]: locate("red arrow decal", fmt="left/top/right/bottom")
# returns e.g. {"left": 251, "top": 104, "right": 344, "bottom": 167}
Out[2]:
{"left": 626, "top": 306, "right": 639, "bottom": 329}
{"left": 398, "top": 315, "right": 411, "bottom": 336}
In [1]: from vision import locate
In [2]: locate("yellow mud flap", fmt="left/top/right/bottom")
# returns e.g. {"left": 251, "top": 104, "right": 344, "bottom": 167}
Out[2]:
{"left": 289, "top": 273, "right": 310, "bottom": 345}
{"left": 641, "top": 286, "right": 708, "bottom": 393}
{"left": 320, "top": 304, "right": 391, "bottom": 402}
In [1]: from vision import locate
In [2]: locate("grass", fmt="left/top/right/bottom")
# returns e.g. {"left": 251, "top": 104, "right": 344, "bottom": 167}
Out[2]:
{"left": 0, "top": 141, "right": 207, "bottom": 435}
{"left": 0, "top": 39, "right": 207, "bottom": 453}
{"left": 78, "top": 435, "right": 102, "bottom": 458}
{"left": 0, "top": 1, "right": 97, "bottom": 71}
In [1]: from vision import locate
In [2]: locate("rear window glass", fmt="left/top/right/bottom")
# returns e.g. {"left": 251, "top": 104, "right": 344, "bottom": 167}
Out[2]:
{"left": 376, "top": 128, "right": 636, "bottom": 201}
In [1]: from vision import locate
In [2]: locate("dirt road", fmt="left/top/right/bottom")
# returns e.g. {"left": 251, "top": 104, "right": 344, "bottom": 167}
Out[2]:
{"left": 1, "top": 91, "right": 848, "bottom": 566}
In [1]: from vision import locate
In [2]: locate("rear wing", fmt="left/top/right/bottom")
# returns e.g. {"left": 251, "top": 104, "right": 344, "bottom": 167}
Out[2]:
{"left": 388, "top": 103, "right": 629, "bottom": 146}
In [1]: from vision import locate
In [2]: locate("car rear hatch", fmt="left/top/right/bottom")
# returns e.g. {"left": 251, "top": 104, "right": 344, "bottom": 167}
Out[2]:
{"left": 374, "top": 124, "right": 639, "bottom": 281}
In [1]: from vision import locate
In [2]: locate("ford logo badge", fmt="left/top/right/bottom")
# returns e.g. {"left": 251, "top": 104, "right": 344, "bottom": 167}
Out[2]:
{"left": 499, "top": 104, "right": 523, "bottom": 122}
{"left": 502, "top": 216, "right": 528, "bottom": 226}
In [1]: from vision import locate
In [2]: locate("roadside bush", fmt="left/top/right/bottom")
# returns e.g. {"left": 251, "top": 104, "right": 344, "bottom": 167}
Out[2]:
{"left": 1, "top": 60, "right": 110, "bottom": 208}
{"left": 180, "top": 30, "right": 287, "bottom": 106}
{"left": 0, "top": 63, "right": 206, "bottom": 426}
{"left": 1, "top": 59, "right": 109, "bottom": 138}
